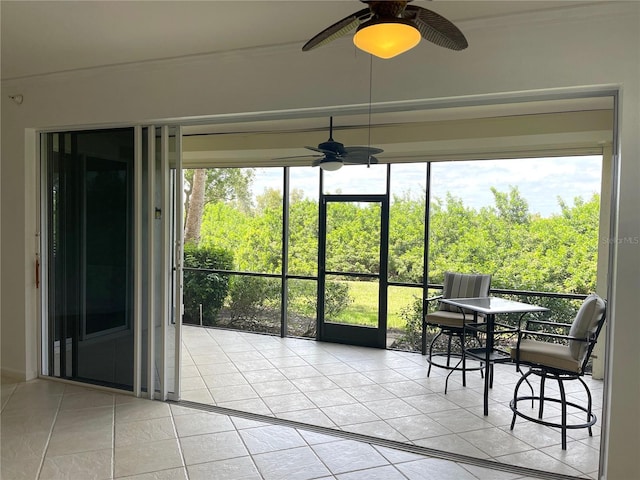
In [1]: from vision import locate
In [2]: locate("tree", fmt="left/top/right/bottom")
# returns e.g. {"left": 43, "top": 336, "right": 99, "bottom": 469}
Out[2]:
{"left": 491, "top": 186, "right": 530, "bottom": 224}
{"left": 184, "top": 169, "right": 206, "bottom": 244}
{"left": 183, "top": 168, "right": 254, "bottom": 244}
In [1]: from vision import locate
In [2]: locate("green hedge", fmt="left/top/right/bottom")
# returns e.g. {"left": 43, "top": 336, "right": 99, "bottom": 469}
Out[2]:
{"left": 183, "top": 243, "right": 234, "bottom": 326}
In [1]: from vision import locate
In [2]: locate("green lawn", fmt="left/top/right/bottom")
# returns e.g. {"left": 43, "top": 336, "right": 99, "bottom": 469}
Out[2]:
{"left": 329, "top": 281, "right": 421, "bottom": 330}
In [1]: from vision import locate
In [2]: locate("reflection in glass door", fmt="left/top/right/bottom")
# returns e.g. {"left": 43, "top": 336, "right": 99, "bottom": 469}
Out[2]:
{"left": 44, "top": 129, "right": 136, "bottom": 389}
{"left": 318, "top": 195, "right": 389, "bottom": 348}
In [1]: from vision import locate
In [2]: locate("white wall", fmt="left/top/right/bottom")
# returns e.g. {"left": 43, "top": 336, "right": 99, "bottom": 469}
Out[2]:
{"left": 2, "top": 3, "right": 638, "bottom": 478}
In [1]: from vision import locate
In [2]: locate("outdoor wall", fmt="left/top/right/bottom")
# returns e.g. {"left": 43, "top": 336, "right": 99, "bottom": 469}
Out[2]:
{"left": 1, "top": 3, "right": 638, "bottom": 479}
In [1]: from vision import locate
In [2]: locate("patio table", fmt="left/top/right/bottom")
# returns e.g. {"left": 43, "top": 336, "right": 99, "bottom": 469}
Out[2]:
{"left": 440, "top": 296, "right": 549, "bottom": 416}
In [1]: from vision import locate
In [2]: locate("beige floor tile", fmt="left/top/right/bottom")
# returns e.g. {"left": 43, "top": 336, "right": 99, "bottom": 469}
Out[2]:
{"left": 1, "top": 392, "right": 61, "bottom": 416}
{"left": 59, "top": 390, "right": 115, "bottom": 411}
{"left": 461, "top": 426, "right": 533, "bottom": 457}
{"left": 413, "top": 433, "right": 490, "bottom": 459}
{"left": 342, "top": 384, "right": 395, "bottom": 402}
{"left": 262, "top": 392, "right": 316, "bottom": 414}
{"left": 115, "top": 416, "right": 177, "bottom": 447}
{"left": 1, "top": 410, "right": 56, "bottom": 436}
{"left": 396, "top": 457, "right": 478, "bottom": 480}
{"left": 495, "top": 449, "right": 583, "bottom": 476}
{"left": 40, "top": 448, "right": 112, "bottom": 480}
{"left": 0, "top": 455, "right": 42, "bottom": 480}
{"left": 540, "top": 440, "right": 600, "bottom": 475}
{"left": 180, "top": 365, "right": 202, "bottom": 378}
{"left": 114, "top": 467, "right": 188, "bottom": 479}
{"left": 362, "top": 398, "right": 422, "bottom": 419}
{"left": 187, "top": 456, "right": 261, "bottom": 480}
{"left": 321, "top": 403, "right": 381, "bottom": 426}
{"left": 385, "top": 414, "right": 452, "bottom": 441}
{"left": 180, "top": 376, "right": 207, "bottom": 391}
{"left": 116, "top": 398, "right": 171, "bottom": 424}
{"left": 304, "top": 388, "right": 357, "bottom": 408}
{"left": 336, "top": 464, "right": 406, "bottom": 480}
{"left": 209, "top": 384, "right": 258, "bottom": 403}
{"left": 1, "top": 430, "right": 52, "bottom": 461}
{"left": 459, "top": 463, "right": 523, "bottom": 480}
{"left": 253, "top": 446, "right": 331, "bottom": 480}
{"left": 55, "top": 404, "right": 114, "bottom": 428}
{"left": 248, "top": 379, "right": 300, "bottom": 397}
{"left": 341, "top": 420, "right": 408, "bottom": 442}
{"left": 327, "top": 372, "right": 376, "bottom": 388}
{"left": 241, "top": 368, "right": 288, "bottom": 384}
{"left": 239, "top": 424, "right": 307, "bottom": 454}
{"left": 276, "top": 407, "right": 338, "bottom": 428}
{"left": 180, "top": 388, "right": 215, "bottom": 404}
{"left": 48, "top": 422, "right": 114, "bottom": 456}
{"left": 114, "top": 438, "right": 183, "bottom": 477}
{"left": 173, "top": 411, "right": 235, "bottom": 437}
{"left": 297, "top": 428, "right": 343, "bottom": 445}
{"left": 278, "top": 365, "right": 323, "bottom": 380}
{"left": 312, "top": 439, "right": 389, "bottom": 475}
{"left": 428, "top": 408, "right": 493, "bottom": 433}
{"left": 217, "top": 397, "right": 273, "bottom": 416}
{"left": 180, "top": 430, "right": 248, "bottom": 465}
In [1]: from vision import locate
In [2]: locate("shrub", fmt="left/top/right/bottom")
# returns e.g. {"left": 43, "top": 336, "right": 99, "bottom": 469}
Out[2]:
{"left": 390, "top": 296, "right": 423, "bottom": 351}
{"left": 286, "top": 280, "right": 351, "bottom": 337}
{"left": 183, "top": 243, "right": 234, "bottom": 326}
{"left": 227, "top": 275, "right": 281, "bottom": 320}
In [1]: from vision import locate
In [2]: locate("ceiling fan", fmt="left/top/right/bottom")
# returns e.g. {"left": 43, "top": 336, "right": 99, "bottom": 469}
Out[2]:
{"left": 278, "top": 117, "right": 383, "bottom": 171}
{"left": 302, "top": 0, "right": 468, "bottom": 59}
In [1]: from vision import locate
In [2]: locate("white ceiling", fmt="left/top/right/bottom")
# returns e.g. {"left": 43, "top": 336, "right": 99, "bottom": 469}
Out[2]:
{"left": 1, "top": 0, "right": 603, "bottom": 80}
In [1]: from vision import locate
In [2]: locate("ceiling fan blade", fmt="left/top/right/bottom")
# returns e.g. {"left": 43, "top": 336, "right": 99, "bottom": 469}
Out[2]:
{"left": 344, "top": 155, "right": 379, "bottom": 165}
{"left": 343, "top": 146, "right": 384, "bottom": 156}
{"left": 302, "top": 8, "right": 371, "bottom": 51}
{"left": 305, "top": 145, "right": 345, "bottom": 156}
{"left": 305, "top": 145, "right": 327, "bottom": 153}
{"left": 404, "top": 6, "right": 468, "bottom": 51}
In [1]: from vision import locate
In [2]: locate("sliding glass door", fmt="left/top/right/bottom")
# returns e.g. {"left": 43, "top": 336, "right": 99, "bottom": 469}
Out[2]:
{"left": 42, "top": 126, "right": 183, "bottom": 398}
{"left": 44, "top": 129, "right": 135, "bottom": 389}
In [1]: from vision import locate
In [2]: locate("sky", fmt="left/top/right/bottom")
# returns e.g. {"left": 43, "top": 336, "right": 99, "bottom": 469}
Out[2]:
{"left": 249, "top": 156, "right": 602, "bottom": 217}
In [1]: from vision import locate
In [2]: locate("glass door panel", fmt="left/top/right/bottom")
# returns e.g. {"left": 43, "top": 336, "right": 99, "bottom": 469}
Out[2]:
{"left": 45, "top": 128, "right": 135, "bottom": 390}
{"left": 318, "top": 195, "right": 388, "bottom": 348}
{"left": 323, "top": 275, "right": 379, "bottom": 328}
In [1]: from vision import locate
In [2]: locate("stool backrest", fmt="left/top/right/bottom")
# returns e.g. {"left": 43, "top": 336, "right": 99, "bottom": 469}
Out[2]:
{"left": 439, "top": 272, "right": 492, "bottom": 312}
{"left": 569, "top": 293, "right": 607, "bottom": 365}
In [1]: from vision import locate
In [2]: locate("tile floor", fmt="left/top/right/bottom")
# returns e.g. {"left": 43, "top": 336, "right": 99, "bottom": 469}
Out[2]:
{"left": 180, "top": 325, "right": 604, "bottom": 479}
{"left": 3, "top": 376, "right": 549, "bottom": 480}
{"left": 0, "top": 325, "right": 602, "bottom": 480}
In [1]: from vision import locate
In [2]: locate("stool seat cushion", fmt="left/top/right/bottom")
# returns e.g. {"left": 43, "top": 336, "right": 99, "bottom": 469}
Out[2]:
{"left": 511, "top": 339, "right": 581, "bottom": 373}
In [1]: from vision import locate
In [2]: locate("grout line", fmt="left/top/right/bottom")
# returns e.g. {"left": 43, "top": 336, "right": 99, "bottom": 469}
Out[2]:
{"left": 232, "top": 417, "right": 266, "bottom": 479}
{"left": 169, "top": 403, "right": 191, "bottom": 480}
{"left": 111, "top": 395, "right": 116, "bottom": 479}
{"left": 34, "top": 384, "right": 65, "bottom": 480}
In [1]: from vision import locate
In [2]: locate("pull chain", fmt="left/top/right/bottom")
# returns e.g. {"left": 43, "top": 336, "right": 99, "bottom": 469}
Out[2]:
{"left": 367, "top": 55, "right": 373, "bottom": 167}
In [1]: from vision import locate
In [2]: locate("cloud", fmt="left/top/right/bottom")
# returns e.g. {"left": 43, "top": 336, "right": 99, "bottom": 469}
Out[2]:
{"left": 250, "top": 156, "right": 602, "bottom": 217}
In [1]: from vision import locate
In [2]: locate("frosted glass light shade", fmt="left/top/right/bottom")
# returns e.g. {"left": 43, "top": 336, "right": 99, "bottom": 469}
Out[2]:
{"left": 319, "top": 160, "right": 343, "bottom": 171}
{"left": 353, "top": 20, "right": 421, "bottom": 59}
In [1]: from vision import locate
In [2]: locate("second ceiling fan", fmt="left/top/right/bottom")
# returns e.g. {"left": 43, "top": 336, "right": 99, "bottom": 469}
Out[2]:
{"left": 280, "top": 117, "right": 383, "bottom": 171}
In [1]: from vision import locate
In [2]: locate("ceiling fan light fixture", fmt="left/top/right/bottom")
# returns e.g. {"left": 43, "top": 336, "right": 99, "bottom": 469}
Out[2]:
{"left": 353, "top": 18, "right": 421, "bottom": 59}
{"left": 319, "top": 159, "right": 343, "bottom": 171}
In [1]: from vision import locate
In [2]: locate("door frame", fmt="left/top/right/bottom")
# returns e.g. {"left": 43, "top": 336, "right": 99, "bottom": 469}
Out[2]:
{"left": 317, "top": 193, "right": 389, "bottom": 348}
